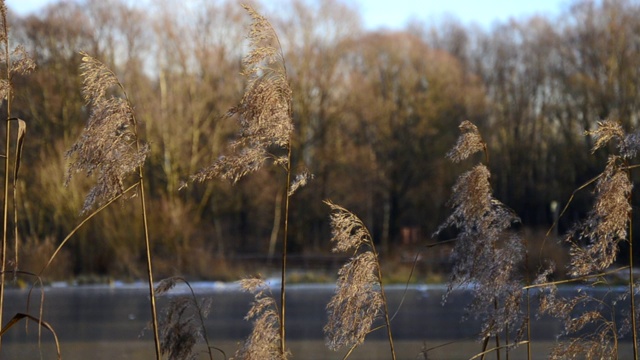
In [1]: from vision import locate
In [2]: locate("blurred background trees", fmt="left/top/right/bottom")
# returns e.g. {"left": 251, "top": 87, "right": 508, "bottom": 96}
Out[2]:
{"left": 5, "top": 0, "right": 640, "bottom": 279}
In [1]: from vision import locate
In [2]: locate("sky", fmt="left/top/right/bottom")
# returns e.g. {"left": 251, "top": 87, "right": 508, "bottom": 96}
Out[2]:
{"left": 6, "top": 0, "right": 569, "bottom": 29}
{"left": 359, "top": 0, "right": 569, "bottom": 29}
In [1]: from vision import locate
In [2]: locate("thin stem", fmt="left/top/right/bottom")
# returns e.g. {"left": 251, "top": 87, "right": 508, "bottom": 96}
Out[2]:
{"left": 11, "top": 162, "right": 16, "bottom": 274}
{"left": 526, "top": 289, "right": 532, "bottom": 360}
{"left": 0, "top": 108, "right": 7, "bottom": 350}
{"left": 389, "top": 239, "right": 458, "bottom": 322}
{"left": 278, "top": 29, "right": 293, "bottom": 351}
{"left": 369, "top": 239, "right": 396, "bottom": 360}
{"left": 280, "top": 143, "right": 292, "bottom": 356}
{"left": 469, "top": 341, "right": 529, "bottom": 360}
{"left": 494, "top": 298, "right": 501, "bottom": 360}
{"left": 480, "top": 336, "right": 490, "bottom": 360}
{"left": 629, "top": 202, "right": 637, "bottom": 359}
{"left": 389, "top": 245, "right": 420, "bottom": 322}
{"left": 173, "top": 277, "right": 215, "bottom": 360}
{"left": 611, "top": 296, "right": 619, "bottom": 360}
{"left": 341, "top": 342, "right": 359, "bottom": 360}
{"left": 0, "top": 12, "right": 11, "bottom": 347}
{"left": 38, "top": 184, "right": 137, "bottom": 275}
{"left": 10, "top": 117, "right": 22, "bottom": 276}
{"left": 135, "top": 138, "right": 161, "bottom": 360}
{"left": 545, "top": 173, "right": 601, "bottom": 238}
{"left": 140, "top": 165, "right": 160, "bottom": 359}
{"left": 505, "top": 324, "right": 510, "bottom": 360}
{"left": 523, "top": 236, "right": 532, "bottom": 360}
{"left": 523, "top": 266, "right": 629, "bottom": 289}
{"left": 118, "top": 77, "right": 161, "bottom": 359}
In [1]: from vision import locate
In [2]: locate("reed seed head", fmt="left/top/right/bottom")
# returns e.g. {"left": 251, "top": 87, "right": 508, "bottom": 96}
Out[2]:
{"left": 155, "top": 277, "right": 213, "bottom": 360}
{"left": 191, "top": 4, "right": 293, "bottom": 185}
{"left": 325, "top": 251, "right": 383, "bottom": 351}
{"left": 586, "top": 120, "right": 625, "bottom": 154}
{"left": 233, "top": 277, "right": 287, "bottom": 360}
{"left": 158, "top": 297, "right": 203, "bottom": 360}
{"left": 9, "top": 45, "right": 36, "bottom": 76}
{"left": 436, "top": 121, "right": 524, "bottom": 340}
{"left": 587, "top": 119, "right": 640, "bottom": 159}
{"left": 566, "top": 156, "right": 631, "bottom": 277}
{"left": 324, "top": 200, "right": 371, "bottom": 253}
{"left": 65, "top": 52, "right": 148, "bottom": 213}
{"left": 288, "top": 169, "right": 313, "bottom": 196}
{"left": 446, "top": 120, "right": 486, "bottom": 163}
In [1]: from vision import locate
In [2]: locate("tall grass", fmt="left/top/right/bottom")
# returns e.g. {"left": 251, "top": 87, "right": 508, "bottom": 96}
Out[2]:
{"left": 0, "top": 3, "right": 63, "bottom": 358}
{"left": 64, "top": 52, "right": 159, "bottom": 358}
{"left": 533, "top": 120, "right": 639, "bottom": 359}
{"left": 3, "top": 2, "right": 640, "bottom": 360}
{"left": 0, "top": 0, "right": 35, "bottom": 349}
{"left": 188, "top": 4, "right": 311, "bottom": 358}
{"left": 233, "top": 277, "right": 286, "bottom": 360}
{"left": 435, "top": 121, "right": 525, "bottom": 358}
{"left": 324, "top": 200, "right": 396, "bottom": 360}
{"left": 155, "top": 276, "right": 217, "bottom": 360}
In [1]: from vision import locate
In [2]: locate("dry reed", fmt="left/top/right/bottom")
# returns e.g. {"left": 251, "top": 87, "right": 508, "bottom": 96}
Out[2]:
{"left": 188, "top": 4, "right": 307, "bottom": 357}
{"left": 64, "top": 52, "right": 160, "bottom": 359}
{"left": 324, "top": 200, "right": 396, "bottom": 359}
{"left": 190, "top": 4, "right": 292, "bottom": 185}
{"left": 65, "top": 52, "right": 149, "bottom": 213}
{"left": 233, "top": 277, "right": 287, "bottom": 360}
{"left": 155, "top": 277, "right": 215, "bottom": 360}
{"left": 0, "top": 0, "right": 35, "bottom": 350}
{"left": 535, "top": 120, "right": 639, "bottom": 359}
{"left": 435, "top": 121, "right": 525, "bottom": 345}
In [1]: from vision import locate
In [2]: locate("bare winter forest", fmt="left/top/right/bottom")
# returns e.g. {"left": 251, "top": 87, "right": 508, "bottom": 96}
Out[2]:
{"left": 2, "top": 0, "right": 637, "bottom": 279}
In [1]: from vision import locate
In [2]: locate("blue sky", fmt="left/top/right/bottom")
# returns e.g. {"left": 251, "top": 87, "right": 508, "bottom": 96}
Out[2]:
{"left": 6, "top": 0, "right": 569, "bottom": 29}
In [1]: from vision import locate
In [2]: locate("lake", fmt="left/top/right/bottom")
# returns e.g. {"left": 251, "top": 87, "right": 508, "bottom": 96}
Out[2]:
{"left": 0, "top": 282, "right": 634, "bottom": 359}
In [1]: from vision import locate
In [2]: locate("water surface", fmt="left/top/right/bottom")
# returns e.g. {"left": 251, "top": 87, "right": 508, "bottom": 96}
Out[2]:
{"left": 0, "top": 282, "right": 632, "bottom": 359}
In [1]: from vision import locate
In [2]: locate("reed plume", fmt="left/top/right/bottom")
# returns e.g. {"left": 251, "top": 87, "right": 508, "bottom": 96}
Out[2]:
{"left": 233, "top": 277, "right": 286, "bottom": 360}
{"left": 535, "top": 120, "right": 638, "bottom": 359}
{"left": 446, "top": 120, "right": 486, "bottom": 163}
{"left": 435, "top": 121, "right": 524, "bottom": 343}
{"left": 190, "top": 4, "right": 292, "bottom": 185}
{"left": 566, "top": 156, "right": 631, "bottom": 277}
{"left": 535, "top": 269, "right": 619, "bottom": 360}
{"left": 65, "top": 52, "right": 149, "bottom": 213}
{"left": 324, "top": 200, "right": 395, "bottom": 359}
{"left": 65, "top": 52, "right": 160, "bottom": 359}
{"left": 188, "top": 5, "right": 309, "bottom": 356}
{"left": 155, "top": 277, "right": 215, "bottom": 360}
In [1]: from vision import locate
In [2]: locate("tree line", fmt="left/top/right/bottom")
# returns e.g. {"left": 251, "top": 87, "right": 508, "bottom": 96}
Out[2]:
{"left": 4, "top": 0, "right": 640, "bottom": 278}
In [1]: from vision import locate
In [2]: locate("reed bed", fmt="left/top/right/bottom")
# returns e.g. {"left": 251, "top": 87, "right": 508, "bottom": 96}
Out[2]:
{"left": 0, "top": 2, "right": 638, "bottom": 360}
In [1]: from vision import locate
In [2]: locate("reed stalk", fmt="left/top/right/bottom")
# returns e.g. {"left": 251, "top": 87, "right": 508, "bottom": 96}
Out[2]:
{"left": 188, "top": 5, "right": 302, "bottom": 357}
{"left": 369, "top": 236, "right": 396, "bottom": 360}
{"left": 436, "top": 121, "right": 525, "bottom": 352}
{"left": 324, "top": 200, "right": 396, "bottom": 359}
{"left": 534, "top": 120, "right": 638, "bottom": 359}
{"left": 280, "top": 144, "right": 292, "bottom": 356}
{"left": 65, "top": 52, "right": 158, "bottom": 359}
{"left": 0, "top": 4, "right": 10, "bottom": 346}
